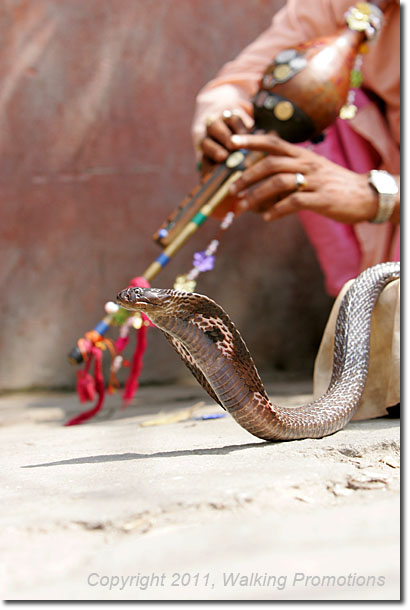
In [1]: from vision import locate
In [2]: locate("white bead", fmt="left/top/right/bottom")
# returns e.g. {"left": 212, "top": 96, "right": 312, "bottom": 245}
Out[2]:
{"left": 112, "top": 355, "right": 123, "bottom": 372}
{"left": 221, "top": 212, "right": 235, "bottom": 229}
{"left": 187, "top": 268, "right": 200, "bottom": 280}
{"left": 205, "top": 239, "right": 219, "bottom": 255}
{"left": 105, "top": 301, "right": 119, "bottom": 314}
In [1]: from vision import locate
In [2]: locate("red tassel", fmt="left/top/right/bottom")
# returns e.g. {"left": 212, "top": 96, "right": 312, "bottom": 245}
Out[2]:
{"left": 69, "top": 276, "right": 152, "bottom": 425}
{"left": 76, "top": 369, "right": 96, "bottom": 402}
{"left": 122, "top": 322, "right": 148, "bottom": 405}
{"left": 66, "top": 347, "right": 105, "bottom": 426}
{"left": 75, "top": 351, "right": 96, "bottom": 402}
{"left": 114, "top": 336, "right": 129, "bottom": 353}
{"left": 118, "top": 276, "right": 153, "bottom": 406}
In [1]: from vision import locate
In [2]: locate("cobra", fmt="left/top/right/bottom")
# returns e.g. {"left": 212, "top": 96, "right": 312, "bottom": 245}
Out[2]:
{"left": 117, "top": 262, "right": 399, "bottom": 442}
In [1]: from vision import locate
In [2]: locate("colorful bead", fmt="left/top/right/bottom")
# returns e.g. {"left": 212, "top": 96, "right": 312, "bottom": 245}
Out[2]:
{"left": 172, "top": 211, "right": 235, "bottom": 292}
{"left": 132, "top": 314, "right": 143, "bottom": 330}
{"left": 173, "top": 274, "right": 197, "bottom": 292}
{"left": 193, "top": 251, "right": 215, "bottom": 272}
{"left": 112, "top": 307, "right": 131, "bottom": 327}
{"left": 345, "top": 2, "right": 384, "bottom": 41}
{"left": 220, "top": 212, "right": 235, "bottom": 230}
{"left": 112, "top": 355, "right": 123, "bottom": 373}
{"left": 187, "top": 267, "right": 200, "bottom": 281}
{"left": 94, "top": 320, "right": 110, "bottom": 335}
{"left": 205, "top": 239, "right": 219, "bottom": 256}
{"left": 340, "top": 43, "right": 364, "bottom": 121}
{"left": 356, "top": 2, "right": 371, "bottom": 16}
{"left": 192, "top": 211, "right": 207, "bottom": 227}
{"left": 104, "top": 301, "right": 120, "bottom": 314}
{"left": 350, "top": 69, "right": 363, "bottom": 88}
{"left": 339, "top": 104, "right": 358, "bottom": 120}
{"left": 155, "top": 252, "right": 171, "bottom": 267}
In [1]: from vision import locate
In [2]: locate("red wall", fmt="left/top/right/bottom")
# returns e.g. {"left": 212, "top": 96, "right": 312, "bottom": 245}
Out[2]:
{"left": 0, "top": 0, "right": 331, "bottom": 390}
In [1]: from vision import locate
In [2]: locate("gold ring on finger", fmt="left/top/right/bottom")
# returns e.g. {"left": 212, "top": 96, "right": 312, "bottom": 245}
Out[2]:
{"left": 295, "top": 172, "right": 307, "bottom": 190}
{"left": 222, "top": 108, "right": 241, "bottom": 122}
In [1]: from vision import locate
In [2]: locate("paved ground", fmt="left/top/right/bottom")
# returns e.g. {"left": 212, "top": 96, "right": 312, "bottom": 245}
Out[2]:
{"left": 0, "top": 381, "right": 400, "bottom": 601}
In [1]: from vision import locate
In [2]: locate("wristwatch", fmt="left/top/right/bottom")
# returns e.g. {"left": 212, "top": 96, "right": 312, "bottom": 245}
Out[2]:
{"left": 368, "top": 170, "right": 398, "bottom": 223}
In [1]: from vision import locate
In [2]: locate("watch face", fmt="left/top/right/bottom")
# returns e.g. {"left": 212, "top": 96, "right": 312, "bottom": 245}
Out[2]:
{"left": 370, "top": 171, "right": 398, "bottom": 195}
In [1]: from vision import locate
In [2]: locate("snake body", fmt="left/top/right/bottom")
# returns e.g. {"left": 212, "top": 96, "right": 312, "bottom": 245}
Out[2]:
{"left": 117, "top": 262, "right": 400, "bottom": 441}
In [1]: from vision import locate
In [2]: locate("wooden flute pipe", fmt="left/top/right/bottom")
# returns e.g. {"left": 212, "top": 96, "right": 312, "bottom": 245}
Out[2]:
{"left": 142, "top": 147, "right": 264, "bottom": 281}
{"left": 143, "top": 168, "right": 244, "bottom": 282}
{"left": 153, "top": 148, "right": 264, "bottom": 248}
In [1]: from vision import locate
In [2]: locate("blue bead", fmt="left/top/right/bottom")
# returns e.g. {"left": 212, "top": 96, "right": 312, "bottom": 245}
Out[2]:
{"left": 94, "top": 320, "right": 109, "bottom": 335}
{"left": 156, "top": 252, "right": 170, "bottom": 267}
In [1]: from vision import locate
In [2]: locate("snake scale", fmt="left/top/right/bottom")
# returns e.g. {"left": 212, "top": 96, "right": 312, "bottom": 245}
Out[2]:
{"left": 117, "top": 261, "right": 400, "bottom": 441}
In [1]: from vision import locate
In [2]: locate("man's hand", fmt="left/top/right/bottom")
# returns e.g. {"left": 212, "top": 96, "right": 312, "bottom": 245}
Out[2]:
{"left": 199, "top": 111, "right": 250, "bottom": 174}
{"left": 228, "top": 133, "right": 381, "bottom": 224}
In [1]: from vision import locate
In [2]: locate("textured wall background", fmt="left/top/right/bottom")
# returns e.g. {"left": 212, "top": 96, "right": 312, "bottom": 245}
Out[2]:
{"left": 0, "top": 0, "right": 332, "bottom": 391}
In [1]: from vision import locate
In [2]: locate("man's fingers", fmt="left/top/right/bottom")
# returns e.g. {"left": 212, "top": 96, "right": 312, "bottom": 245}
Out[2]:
{"left": 200, "top": 112, "right": 252, "bottom": 166}
{"left": 224, "top": 113, "right": 249, "bottom": 135}
{"left": 206, "top": 118, "right": 236, "bottom": 150}
{"left": 263, "top": 192, "right": 320, "bottom": 221}
{"left": 201, "top": 136, "right": 229, "bottom": 163}
{"left": 229, "top": 157, "right": 311, "bottom": 195}
{"left": 231, "top": 133, "right": 300, "bottom": 157}
{"left": 238, "top": 173, "right": 302, "bottom": 212}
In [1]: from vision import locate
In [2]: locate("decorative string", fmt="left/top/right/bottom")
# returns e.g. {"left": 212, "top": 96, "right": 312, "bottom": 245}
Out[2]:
{"left": 173, "top": 211, "right": 235, "bottom": 292}
{"left": 340, "top": 1, "right": 384, "bottom": 120}
{"left": 339, "top": 51, "right": 365, "bottom": 120}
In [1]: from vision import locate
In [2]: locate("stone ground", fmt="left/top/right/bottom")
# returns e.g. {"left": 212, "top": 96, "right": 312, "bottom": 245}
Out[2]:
{"left": 0, "top": 380, "right": 400, "bottom": 601}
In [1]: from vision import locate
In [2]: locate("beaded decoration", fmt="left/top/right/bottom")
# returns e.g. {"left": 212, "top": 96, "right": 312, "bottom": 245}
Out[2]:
{"left": 173, "top": 211, "right": 235, "bottom": 292}
{"left": 339, "top": 51, "right": 365, "bottom": 120}
{"left": 340, "top": 1, "right": 384, "bottom": 120}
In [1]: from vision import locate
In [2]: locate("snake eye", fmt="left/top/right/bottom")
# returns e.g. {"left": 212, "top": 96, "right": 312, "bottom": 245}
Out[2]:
{"left": 117, "top": 288, "right": 137, "bottom": 303}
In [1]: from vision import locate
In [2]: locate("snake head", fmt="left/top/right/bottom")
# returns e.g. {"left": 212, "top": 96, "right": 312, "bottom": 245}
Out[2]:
{"left": 116, "top": 287, "right": 177, "bottom": 317}
{"left": 117, "top": 286, "right": 219, "bottom": 322}
{"left": 117, "top": 288, "right": 167, "bottom": 313}
{"left": 117, "top": 285, "right": 228, "bottom": 327}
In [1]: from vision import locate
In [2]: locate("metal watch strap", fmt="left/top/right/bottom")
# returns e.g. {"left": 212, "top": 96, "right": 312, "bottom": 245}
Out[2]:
{"left": 369, "top": 170, "right": 398, "bottom": 224}
{"left": 371, "top": 192, "right": 396, "bottom": 223}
